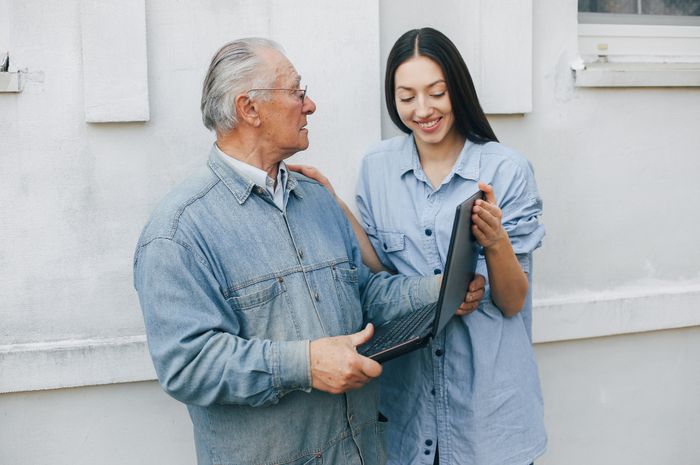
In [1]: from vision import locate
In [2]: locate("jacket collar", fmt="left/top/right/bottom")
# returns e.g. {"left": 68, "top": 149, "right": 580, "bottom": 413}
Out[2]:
{"left": 207, "top": 145, "right": 302, "bottom": 205}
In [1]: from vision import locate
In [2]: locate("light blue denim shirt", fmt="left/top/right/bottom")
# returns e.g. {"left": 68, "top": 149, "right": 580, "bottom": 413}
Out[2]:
{"left": 133, "top": 146, "right": 440, "bottom": 465}
{"left": 356, "top": 134, "right": 547, "bottom": 465}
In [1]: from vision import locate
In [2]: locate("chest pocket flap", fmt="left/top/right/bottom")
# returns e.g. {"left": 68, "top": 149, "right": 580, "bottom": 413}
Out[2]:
{"left": 376, "top": 230, "right": 405, "bottom": 253}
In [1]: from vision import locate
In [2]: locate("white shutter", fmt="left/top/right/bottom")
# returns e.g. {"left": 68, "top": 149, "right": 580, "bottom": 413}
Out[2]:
{"left": 80, "top": 0, "right": 149, "bottom": 122}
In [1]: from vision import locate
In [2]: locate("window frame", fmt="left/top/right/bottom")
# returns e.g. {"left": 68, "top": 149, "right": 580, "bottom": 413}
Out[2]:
{"left": 575, "top": 10, "right": 700, "bottom": 86}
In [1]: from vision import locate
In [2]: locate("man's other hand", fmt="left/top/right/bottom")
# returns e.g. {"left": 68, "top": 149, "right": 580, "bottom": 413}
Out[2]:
{"left": 309, "top": 324, "right": 382, "bottom": 394}
{"left": 455, "top": 273, "right": 486, "bottom": 316}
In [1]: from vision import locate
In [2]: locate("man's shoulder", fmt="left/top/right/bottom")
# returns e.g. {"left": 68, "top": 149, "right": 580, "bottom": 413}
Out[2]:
{"left": 137, "top": 164, "right": 220, "bottom": 245}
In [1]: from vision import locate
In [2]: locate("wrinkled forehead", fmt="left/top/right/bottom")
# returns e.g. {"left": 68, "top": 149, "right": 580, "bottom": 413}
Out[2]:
{"left": 260, "top": 47, "right": 301, "bottom": 86}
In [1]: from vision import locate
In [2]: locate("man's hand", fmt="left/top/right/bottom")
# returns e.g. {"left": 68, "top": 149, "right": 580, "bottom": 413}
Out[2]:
{"left": 455, "top": 274, "right": 486, "bottom": 316}
{"left": 309, "top": 324, "right": 382, "bottom": 394}
{"left": 287, "top": 164, "right": 337, "bottom": 198}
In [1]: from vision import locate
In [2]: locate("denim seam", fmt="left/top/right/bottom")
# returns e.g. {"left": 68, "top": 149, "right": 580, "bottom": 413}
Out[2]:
{"left": 137, "top": 236, "right": 210, "bottom": 269}
{"left": 223, "top": 257, "right": 350, "bottom": 294}
{"left": 168, "top": 178, "right": 221, "bottom": 238}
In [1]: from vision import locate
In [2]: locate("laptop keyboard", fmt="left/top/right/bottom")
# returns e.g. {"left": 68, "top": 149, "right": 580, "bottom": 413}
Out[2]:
{"left": 359, "top": 303, "right": 437, "bottom": 356}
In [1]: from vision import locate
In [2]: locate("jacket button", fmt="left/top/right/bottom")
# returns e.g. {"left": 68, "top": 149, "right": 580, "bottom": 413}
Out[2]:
{"left": 435, "top": 349, "right": 443, "bottom": 357}
{"left": 314, "top": 292, "right": 320, "bottom": 301}
{"left": 425, "top": 228, "right": 432, "bottom": 236}
{"left": 433, "top": 268, "right": 441, "bottom": 275}
{"left": 299, "top": 249, "right": 304, "bottom": 259}
{"left": 277, "top": 277, "right": 284, "bottom": 283}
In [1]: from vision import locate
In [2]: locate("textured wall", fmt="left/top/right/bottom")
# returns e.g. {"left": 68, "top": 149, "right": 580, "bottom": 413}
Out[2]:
{"left": 1, "top": 0, "right": 699, "bottom": 463}
{"left": 0, "top": 0, "right": 380, "bottom": 350}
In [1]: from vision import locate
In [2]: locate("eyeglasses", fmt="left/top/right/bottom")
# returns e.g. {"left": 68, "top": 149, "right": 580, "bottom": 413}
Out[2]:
{"left": 247, "top": 85, "right": 308, "bottom": 104}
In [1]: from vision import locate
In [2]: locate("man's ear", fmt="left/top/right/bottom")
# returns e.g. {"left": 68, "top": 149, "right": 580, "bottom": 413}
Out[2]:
{"left": 235, "top": 94, "right": 261, "bottom": 127}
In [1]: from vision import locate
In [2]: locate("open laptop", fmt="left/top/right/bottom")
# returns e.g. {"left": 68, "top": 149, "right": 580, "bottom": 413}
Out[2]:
{"left": 357, "top": 190, "right": 484, "bottom": 363}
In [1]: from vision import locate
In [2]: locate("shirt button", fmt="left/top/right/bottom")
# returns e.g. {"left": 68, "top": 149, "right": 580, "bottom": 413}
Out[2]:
{"left": 433, "top": 268, "right": 441, "bottom": 275}
{"left": 314, "top": 292, "right": 320, "bottom": 302}
{"left": 425, "top": 439, "right": 433, "bottom": 446}
{"left": 435, "top": 349, "right": 443, "bottom": 357}
{"left": 425, "top": 228, "right": 432, "bottom": 236}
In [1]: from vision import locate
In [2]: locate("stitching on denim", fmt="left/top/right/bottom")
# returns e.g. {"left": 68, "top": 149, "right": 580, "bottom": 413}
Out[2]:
{"left": 224, "top": 257, "right": 350, "bottom": 294}
{"left": 137, "top": 236, "right": 210, "bottom": 269}
{"left": 168, "top": 177, "right": 221, "bottom": 238}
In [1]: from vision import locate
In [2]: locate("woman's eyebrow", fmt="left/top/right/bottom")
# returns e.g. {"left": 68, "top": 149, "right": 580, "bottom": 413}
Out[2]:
{"left": 396, "top": 79, "right": 446, "bottom": 91}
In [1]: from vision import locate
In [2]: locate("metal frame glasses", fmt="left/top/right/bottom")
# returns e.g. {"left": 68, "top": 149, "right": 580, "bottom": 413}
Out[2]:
{"left": 247, "top": 85, "right": 307, "bottom": 104}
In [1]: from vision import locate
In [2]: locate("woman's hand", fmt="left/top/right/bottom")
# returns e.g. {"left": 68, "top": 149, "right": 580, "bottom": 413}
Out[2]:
{"left": 471, "top": 181, "right": 528, "bottom": 317}
{"left": 287, "top": 163, "right": 388, "bottom": 273}
{"left": 287, "top": 164, "right": 337, "bottom": 198}
{"left": 472, "top": 182, "right": 509, "bottom": 251}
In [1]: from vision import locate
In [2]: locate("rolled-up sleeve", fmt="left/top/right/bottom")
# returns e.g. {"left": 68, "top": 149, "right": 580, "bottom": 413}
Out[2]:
{"left": 133, "top": 237, "right": 311, "bottom": 407}
{"left": 498, "top": 162, "right": 545, "bottom": 258}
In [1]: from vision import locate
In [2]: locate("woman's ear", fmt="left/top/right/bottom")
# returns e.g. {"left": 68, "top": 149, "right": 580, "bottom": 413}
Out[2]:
{"left": 235, "top": 94, "right": 261, "bottom": 127}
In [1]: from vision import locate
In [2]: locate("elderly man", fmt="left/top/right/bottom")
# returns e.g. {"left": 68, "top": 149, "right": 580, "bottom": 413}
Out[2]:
{"left": 133, "top": 38, "right": 482, "bottom": 465}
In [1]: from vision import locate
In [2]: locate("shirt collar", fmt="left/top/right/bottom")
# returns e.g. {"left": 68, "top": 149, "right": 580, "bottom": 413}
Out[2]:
{"left": 397, "top": 134, "right": 481, "bottom": 182}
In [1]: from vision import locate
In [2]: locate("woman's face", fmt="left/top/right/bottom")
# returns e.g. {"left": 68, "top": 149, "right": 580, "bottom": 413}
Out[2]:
{"left": 394, "top": 55, "right": 457, "bottom": 148}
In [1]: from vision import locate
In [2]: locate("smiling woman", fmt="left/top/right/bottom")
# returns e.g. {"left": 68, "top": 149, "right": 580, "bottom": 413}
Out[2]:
{"left": 294, "top": 27, "right": 547, "bottom": 465}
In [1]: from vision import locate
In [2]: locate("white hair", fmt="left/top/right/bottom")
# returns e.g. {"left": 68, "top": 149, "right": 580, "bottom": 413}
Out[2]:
{"left": 200, "top": 38, "right": 284, "bottom": 132}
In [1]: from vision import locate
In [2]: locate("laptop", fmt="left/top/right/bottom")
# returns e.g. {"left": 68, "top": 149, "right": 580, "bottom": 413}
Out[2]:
{"left": 357, "top": 190, "right": 484, "bottom": 364}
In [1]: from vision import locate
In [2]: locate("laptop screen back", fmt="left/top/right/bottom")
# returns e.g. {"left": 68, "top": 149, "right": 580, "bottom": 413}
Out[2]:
{"left": 431, "top": 190, "right": 483, "bottom": 336}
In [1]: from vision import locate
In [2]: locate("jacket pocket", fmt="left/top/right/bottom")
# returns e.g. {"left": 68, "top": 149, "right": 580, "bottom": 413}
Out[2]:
{"left": 227, "top": 279, "right": 285, "bottom": 311}
{"left": 226, "top": 279, "right": 295, "bottom": 339}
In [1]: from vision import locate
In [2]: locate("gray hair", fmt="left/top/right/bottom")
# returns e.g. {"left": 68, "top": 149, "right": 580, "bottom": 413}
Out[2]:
{"left": 201, "top": 38, "right": 284, "bottom": 132}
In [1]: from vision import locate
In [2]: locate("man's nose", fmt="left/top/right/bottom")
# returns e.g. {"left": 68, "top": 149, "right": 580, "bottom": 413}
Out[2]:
{"left": 303, "top": 95, "right": 316, "bottom": 115}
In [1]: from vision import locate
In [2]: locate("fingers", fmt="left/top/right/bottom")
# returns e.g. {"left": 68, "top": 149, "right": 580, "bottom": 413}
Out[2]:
{"left": 359, "top": 356, "right": 383, "bottom": 378}
{"left": 478, "top": 181, "right": 497, "bottom": 204}
{"left": 469, "top": 274, "right": 486, "bottom": 292}
{"left": 349, "top": 323, "right": 374, "bottom": 347}
{"left": 455, "top": 275, "right": 486, "bottom": 316}
{"left": 287, "top": 164, "right": 322, "bottom": 181}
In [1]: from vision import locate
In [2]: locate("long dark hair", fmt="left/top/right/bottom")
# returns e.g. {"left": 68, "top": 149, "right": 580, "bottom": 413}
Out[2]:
{"left": 385, "top": 27, "right": 498, "bottom": 144}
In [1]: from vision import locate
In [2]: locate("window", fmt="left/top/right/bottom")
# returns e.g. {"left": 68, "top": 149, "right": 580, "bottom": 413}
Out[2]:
{"left": 580, "top": 0, "right": 700, "bottom": 22}
{"left": 575, "top": 0, "right": 700, "bottom": 86}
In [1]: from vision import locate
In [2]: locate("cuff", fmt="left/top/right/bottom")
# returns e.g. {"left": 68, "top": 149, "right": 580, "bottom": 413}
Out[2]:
{"left": 409, "top": 276, "right": 441, "bottom": 310}
{"left": 515, "top": 253, "right": 531, "bottom": 274}
{"left": 271, "top": 339, "right": 312, "bottom": 395}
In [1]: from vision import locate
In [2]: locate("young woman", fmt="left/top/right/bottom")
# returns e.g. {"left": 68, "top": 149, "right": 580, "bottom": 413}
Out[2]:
{"left": 292, "top": 27, "right": 546, "bottom": 465}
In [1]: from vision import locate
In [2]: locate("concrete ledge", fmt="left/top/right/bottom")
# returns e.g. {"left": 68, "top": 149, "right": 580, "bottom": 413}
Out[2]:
{"left": 575, "top": 62, "right": 700, "bottom": 87}
{"left": 0, "top": 335, "right": 155, "bottom": 394}
{"left": 2, "top": 284, "right": 699, "bottom": 393}
{"left": 534, "top": 283, "right": 700, "bottom": 343}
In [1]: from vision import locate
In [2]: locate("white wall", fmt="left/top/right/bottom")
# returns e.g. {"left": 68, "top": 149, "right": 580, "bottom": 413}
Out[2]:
{"left": 0, "top": 0, "right": 381, "bottom": 391}
{"left": 2, "top": 0, "right": 699, "bottom": 463}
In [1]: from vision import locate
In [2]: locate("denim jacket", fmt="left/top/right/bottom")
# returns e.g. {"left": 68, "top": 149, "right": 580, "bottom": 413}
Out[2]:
{"left": 133, "top": 147, "right": 439, "bottom": 465}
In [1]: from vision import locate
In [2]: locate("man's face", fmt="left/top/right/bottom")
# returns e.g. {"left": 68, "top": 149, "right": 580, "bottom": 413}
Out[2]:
{"left": 256, "top": 50, "right": 316, "bottom": 158}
